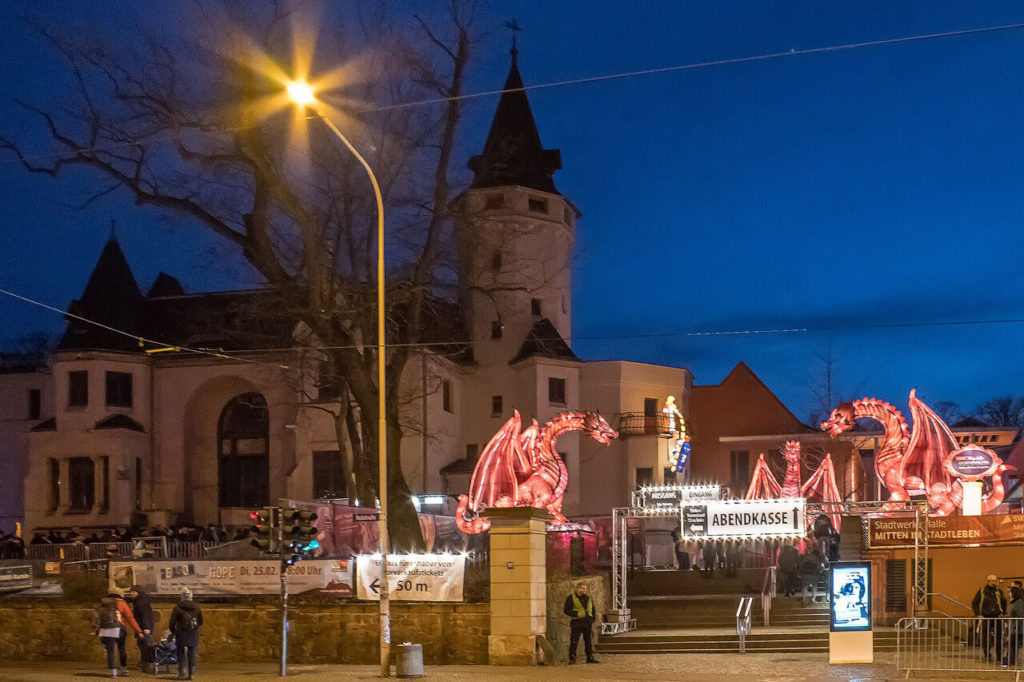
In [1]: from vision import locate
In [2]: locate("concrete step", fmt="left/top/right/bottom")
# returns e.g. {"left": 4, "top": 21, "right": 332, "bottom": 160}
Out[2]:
{"left": 596, "top": 629, "right": 898, "bottom": 655}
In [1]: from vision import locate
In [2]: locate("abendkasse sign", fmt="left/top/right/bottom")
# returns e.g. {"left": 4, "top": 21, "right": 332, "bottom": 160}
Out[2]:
{"left": 704, "top": 499, "right": 805, "bottom": 537}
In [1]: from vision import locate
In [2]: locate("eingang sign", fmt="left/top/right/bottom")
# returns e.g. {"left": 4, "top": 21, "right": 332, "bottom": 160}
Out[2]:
{"left": 639, "top": 484, "right": 721, "bottom": 508}
{"left": 679, "top": 498, "right": 806, "bottom": 539}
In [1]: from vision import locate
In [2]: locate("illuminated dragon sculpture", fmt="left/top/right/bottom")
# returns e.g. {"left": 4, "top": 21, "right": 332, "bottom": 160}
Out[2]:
{"left": 745, "top": 440, "right": 842, "bottom": 528}
{"left": 821, "top": 390, "right": 1013, "bottom": 515}
{"left": 456, "top": 410, "right": 618, "bottom": 534}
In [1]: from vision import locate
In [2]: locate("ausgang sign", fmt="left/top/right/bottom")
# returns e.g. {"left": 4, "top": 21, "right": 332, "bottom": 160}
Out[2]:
{"left": 680, "top": 498, "right": 806, "bottom": 539}
{"left": 640, "top": 484, "right": 721, "bottom": 507}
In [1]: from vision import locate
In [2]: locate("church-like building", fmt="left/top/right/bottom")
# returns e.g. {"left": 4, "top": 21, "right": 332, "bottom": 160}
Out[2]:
{"left": 1, "top": 53, "right": 693, "bottom": 534}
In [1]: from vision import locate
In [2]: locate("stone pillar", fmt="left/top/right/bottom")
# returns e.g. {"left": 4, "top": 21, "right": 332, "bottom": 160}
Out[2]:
{"left": 483, "top": 507, "right": 551, "bottom": 665}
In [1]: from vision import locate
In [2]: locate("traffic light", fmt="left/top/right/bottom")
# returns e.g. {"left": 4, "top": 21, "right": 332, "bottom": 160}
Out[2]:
{"left": 281, "top": 507, "right": 319, "bottom": 569}
{"left": 250, "top": 506, "right": 279, "bottom": 554}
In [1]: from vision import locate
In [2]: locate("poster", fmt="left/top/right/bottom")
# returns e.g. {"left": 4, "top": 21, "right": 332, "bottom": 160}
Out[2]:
{"left": 830, "top": 562, "right": 871, "bottom": 632}
{"left": 355, "top": 554, "right": 465, "bottom": 602}
{"left": 108, "top": 559, "right": 352, "bottom": 596}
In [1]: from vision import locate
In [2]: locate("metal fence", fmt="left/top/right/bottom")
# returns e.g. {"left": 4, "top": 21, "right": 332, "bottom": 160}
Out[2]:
{"left": 25, "top": 540, "right": 221, "bottom": 562}
{"left": 897, "top": 616, "right": 1024, "bottom": 675}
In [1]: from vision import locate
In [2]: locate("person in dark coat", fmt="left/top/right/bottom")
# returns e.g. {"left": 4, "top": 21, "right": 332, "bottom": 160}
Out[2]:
{"left": 972, "top": 575, "right": 1007, "bottom": 663}
{"left": 562, "top": 581, "right": 597, "bottom": 664}
{"left": 1004, "top": 584, "right": 1024, "bottom": 667}
{"left": 168, "top": 588, "right": 203, "bottom": 680}
{"left": 778, "top": 541, "right": 801, "bottom": 597}
{"left": 701, "top": 540, "right": 717, "bottom": 579}
{"left": 129, "top": 585, "right": 156, "bottom": 672}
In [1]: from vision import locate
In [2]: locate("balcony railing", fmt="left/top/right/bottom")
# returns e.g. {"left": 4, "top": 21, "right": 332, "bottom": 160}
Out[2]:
{"left": 617, "top": 413, "right": 676, "bottom": 437}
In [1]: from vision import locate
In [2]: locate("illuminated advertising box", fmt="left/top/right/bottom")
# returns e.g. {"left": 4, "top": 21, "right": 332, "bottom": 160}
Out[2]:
{"left": 829, "top": 562, "right": 871, "bottom": 632}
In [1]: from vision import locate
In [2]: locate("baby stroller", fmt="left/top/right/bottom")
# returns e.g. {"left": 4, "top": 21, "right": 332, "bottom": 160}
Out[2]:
{"left": 153, "top": 634, "right": 178, "bottom": 675}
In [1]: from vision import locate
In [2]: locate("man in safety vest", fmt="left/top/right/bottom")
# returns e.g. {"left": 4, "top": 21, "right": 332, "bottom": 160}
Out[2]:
{"left": 972, "top": 574, "right": 1007, "bottom": 663}
{"left": 563, "top": 581, "right": 598, "bottom": 664}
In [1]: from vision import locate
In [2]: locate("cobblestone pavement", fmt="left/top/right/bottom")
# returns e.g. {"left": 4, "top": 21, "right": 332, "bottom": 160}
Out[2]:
{"left": 0, "top": 653, "right": 1018, "bottom": 681}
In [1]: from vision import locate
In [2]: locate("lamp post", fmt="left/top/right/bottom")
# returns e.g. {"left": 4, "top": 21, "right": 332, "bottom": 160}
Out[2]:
{"left": 288, "top": 80, "right": 391, "bottom": 677}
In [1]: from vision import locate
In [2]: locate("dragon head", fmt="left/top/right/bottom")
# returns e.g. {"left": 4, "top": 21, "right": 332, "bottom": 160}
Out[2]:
{"left": 783, "top": 440, "right": 801, "bottom": 462}
{"left": 821, "top": 402, "right": 856, "bottom": 438}
{"left": 582, "top": 411, "right": 619, "bottom": 445}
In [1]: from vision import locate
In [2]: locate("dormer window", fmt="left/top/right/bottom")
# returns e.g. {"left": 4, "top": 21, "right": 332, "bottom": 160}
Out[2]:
{"left": 485, "top": 194, "right": 505, "bottom": 210}
{"left": 106, "top": 371, "right": 133, "bottom": 408}
{"left": 528, "top": 197, "right": 548, "bottom": 214}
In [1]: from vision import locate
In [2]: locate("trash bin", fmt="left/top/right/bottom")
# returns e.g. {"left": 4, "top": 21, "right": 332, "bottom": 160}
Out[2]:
{"left": 394, "top": 643, "right": 423, "bottom": 678}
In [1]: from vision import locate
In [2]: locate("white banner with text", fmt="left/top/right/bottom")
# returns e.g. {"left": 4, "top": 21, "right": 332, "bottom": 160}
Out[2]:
{"left": 355, "top": 554, "right": 465, "bottom": 602}
{"left": 108, "top": 559, "right": 353, "bottom": 596}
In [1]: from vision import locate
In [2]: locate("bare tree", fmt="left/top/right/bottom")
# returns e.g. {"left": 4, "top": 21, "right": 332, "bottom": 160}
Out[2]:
{"left": 931, "top": 401, "right": 961, "bottom": 426}
{"left": 1, "top": 2, "right": 478, "bottom": 550}
{"left": 974, "top": 395, "right": 1024, "bottom": 429}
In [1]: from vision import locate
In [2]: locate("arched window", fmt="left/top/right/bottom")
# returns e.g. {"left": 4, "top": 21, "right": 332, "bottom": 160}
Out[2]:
{"left": 217, "top": 393, "right": 269, "bottom": 507}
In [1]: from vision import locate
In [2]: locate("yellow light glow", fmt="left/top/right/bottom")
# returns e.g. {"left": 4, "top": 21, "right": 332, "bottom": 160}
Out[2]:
{"left": 287, "top": 81, "right": 316, "bottom": 105}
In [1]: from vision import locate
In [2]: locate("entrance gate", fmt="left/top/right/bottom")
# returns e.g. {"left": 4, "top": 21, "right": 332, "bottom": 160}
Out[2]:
{"left": 607, "top": 498, "right": 931, "bottom": 633}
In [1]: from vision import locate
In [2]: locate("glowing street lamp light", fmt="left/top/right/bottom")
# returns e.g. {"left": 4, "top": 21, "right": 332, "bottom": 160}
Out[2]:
{"left": 287, "top": 79, "right": 391, "bottom": 678}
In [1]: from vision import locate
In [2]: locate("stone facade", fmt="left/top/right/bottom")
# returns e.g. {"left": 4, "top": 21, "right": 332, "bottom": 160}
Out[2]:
{"left": 0, "top": 603, "right": 488, "bottom": 665}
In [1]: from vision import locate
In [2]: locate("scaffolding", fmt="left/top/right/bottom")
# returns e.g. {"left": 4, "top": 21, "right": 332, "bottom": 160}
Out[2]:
{"left": 607, "top": 498, "right": 931, "bottom": 631}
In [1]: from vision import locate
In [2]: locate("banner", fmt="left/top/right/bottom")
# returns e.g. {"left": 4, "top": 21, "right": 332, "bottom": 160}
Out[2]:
{"left": 866, "top": 514, "right": 1024, "bottom": 548}
{"left": 0, "top": 564, "right": 32, "bottom": 592}
{"left": 108, "top": 559, "right": 353, "bottom": 596}
{"left": 679, "top": 499, "right": 806, "bottom": 538}
{"left": 640, "top": 484, "right": 721, "bottom": 508}
{"left": 355, "top": 554, "right": 465, "bottom": 602}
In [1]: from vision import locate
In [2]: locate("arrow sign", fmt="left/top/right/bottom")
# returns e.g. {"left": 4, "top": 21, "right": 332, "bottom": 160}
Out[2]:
{"left": 369, "top": 578, "right": 380, "bottom": 595}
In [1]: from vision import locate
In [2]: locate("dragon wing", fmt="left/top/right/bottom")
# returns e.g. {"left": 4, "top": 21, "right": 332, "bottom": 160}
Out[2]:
{"left": 901, "top": 390, "right": 957, "bottom": 494}
{"left": 801, "top": 453, "right": 842, "bottom": 529}
{"left": 746, "top": 452, "right": 782, "bottom": 499}
{"left": 466, "top": 410, "right": 525, "bottom": 511}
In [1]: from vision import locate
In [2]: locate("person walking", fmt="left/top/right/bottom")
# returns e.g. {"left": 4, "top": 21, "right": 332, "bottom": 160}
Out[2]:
{"left": 168, "top": 587, "right": 203, "bottom": 680}
{"left": 128, "top": 585, "right": 155, "bottom": 673}
{"left": 1003, "top": 584, "right": 1024, "bottom": 667}
{"left": 798, "top": 546, "right": 826, "bottom": 604}
{"left": 972, "top": 574, "right": 1007, "bottom": 663}
{"left": 778, "top": 541, "right": 801, "bottom": 597}
{"left": 725, "top": 540, "right": 742, "bottom": 578}
{"left": 104, "top": 591, "right": 143, "bottom": 676}
{"left": 702, "top": 540, "right": 717, "bottom": 579}
{"left": 562, "top": 581, "right": 597, "bottom": 664}
{"left": 671, "top": 527, "right": 689, "bottom": 571}
{"left": 92, "top": 596, "right": 124, "bottom": 678}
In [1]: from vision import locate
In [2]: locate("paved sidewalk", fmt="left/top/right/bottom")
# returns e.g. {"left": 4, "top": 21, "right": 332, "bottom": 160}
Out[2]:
{"left": 0, "top": 653, "right": 1017, "bottom": 681}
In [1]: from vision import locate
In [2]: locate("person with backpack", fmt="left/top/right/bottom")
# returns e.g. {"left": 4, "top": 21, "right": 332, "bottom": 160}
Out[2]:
{"left": 92, "top": 596, "right": 125, "bottom": 678}
{"left": 972, "top": 574, "right": 1007, "bottom": 663}
{"left": 168, "top": 587, "right": 203, "bottom": 680}
{"left": 128, "top": 585, "right": 156, "bottom": 673}
{"left": 798, "top": 546, "right": 826, "bottom": 604}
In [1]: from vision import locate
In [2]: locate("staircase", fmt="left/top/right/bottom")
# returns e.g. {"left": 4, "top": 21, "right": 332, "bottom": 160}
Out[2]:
{"left": 599, "top": 566, "right": 895, "bottom": 655}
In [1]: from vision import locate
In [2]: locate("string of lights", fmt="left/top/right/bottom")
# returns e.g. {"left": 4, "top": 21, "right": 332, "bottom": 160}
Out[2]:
{"left": 2, "top": 21, "right": 1023, "bottom": 168}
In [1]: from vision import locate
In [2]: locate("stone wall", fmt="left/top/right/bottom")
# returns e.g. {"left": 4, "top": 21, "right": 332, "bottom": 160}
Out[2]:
{"left": 0, "top": 602, "right": 488, "bottom": 665}
{"left": 545, "top": 574, "right": 609, "bottom": 663}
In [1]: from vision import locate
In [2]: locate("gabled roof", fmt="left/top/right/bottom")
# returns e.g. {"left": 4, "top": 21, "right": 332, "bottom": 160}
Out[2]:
{"left": 95, "top": 414, "right": 145, "bottom": 433}
{"left": 952, "top": 416, "right": 990, "bottom": 428}
{"left": 147, "top": 272, "right": 185, "bottom": 298}
{"left": 509, "top": 318, "right": 580, "bottom": 366}
{"left": 468, "top": 51, "right": 562, "bottom": 194}
{"left": 692, "top": 361, "right": 813, "bottom": 434}
{"left": 61, "top": 237, "right": 143, "bottom": 352}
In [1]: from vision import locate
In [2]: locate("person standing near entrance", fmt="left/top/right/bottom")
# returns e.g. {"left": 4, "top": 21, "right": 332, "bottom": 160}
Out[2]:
{"left": 972, "top": 574, "right": 1007, "bottom": 663}
{"left": 701, "top": 540, "right": 717, "bottom": 579}
{"left": 563, "top": 581, "right": 598, "bottom": 664}
{"left": 1004, "top": 584, "right": 1024, "bottom": 667}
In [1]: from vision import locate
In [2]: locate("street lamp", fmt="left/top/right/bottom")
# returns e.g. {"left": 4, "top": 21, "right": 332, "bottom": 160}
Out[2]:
{"left": 287, "top": 80, "right": 391, "bottom": 678}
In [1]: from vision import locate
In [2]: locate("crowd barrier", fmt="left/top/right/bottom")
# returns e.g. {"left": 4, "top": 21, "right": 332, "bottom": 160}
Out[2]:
{"left": 26, "top": 540, "right": 222, "bottom": 562}
{"left": 897, "top": 616, "right": 1024, "bottom": 675}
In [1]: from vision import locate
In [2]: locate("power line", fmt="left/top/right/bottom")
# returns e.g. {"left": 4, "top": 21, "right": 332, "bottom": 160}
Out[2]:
{"left": 5, "top": 281, "right": 1022, "bottom": 359}
{"left": 0, "top": 286, "right": 290, "bottom": 370}
{"left": 3, "top": 21, "right": 1024, "bottom": 167}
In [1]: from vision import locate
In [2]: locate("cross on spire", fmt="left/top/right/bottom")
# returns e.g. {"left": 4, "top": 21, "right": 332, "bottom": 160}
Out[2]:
{"left": 505, "top": 19, "right": 521, "bottom": 63}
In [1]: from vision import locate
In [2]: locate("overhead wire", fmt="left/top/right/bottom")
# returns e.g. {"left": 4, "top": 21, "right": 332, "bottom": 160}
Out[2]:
{"left": 2, "top": 21, "right": 1024, "bottom": 167}
{"left": 3, "top": 284, "right": 1024, "bottom": 361}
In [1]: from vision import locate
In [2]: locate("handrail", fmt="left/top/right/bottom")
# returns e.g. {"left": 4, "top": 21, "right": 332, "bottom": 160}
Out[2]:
{"left": 736, "top": 596, "right": 753, "bottom": 654}
{"left": 760, "top": 565, "right": 776, "bottom": 626}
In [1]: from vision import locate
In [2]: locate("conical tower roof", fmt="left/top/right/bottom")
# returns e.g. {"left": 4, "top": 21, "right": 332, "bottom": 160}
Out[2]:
{"left": 59, "top": 236, "right": 142, "bottom": 351}
{"left": 468, "top": 51, "right": 562, "bottom": 193}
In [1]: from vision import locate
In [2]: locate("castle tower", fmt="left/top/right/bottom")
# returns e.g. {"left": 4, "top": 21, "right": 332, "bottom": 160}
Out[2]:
{"left": 457, "top": 49, "right": 580, "bottom": 367}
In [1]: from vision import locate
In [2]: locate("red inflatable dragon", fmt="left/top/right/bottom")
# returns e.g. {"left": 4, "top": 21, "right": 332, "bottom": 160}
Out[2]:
{"left": 456, "top": 410, "right": 618, "bottom": 534}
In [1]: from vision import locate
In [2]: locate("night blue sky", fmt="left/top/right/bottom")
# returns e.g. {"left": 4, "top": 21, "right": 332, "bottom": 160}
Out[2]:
{"left": 2, "top": 1, "right": 1024, "bottom": 423}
